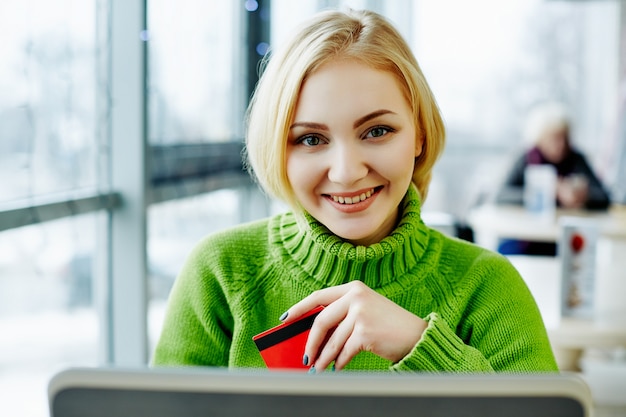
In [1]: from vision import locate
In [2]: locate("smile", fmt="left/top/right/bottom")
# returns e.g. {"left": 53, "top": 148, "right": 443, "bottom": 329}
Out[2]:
{"left": 330, "top": 188, "right": 376, "bottom": 205}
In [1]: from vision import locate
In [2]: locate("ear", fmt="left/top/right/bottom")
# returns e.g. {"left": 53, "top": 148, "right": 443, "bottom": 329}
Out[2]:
{"left": 415, "top": 130, "right": 424, "bottom": 158}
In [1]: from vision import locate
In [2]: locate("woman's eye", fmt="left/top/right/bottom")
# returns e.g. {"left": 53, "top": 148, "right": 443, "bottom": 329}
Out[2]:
{"left": 365, "top": 126, "right": 393, "bottom": 139}
{"left": 298, "top": 135, "right": 322, "bottom": 146}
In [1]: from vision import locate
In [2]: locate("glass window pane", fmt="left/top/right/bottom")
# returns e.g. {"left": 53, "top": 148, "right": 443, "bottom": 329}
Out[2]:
{"left": 147, "top": 0, "right": 243, "bottom": 144}
{"left": 0, "top": 214, "right": 101, "bottom": 417}
{"left": 0, "top": 0, "right": 105, "bottom": 202}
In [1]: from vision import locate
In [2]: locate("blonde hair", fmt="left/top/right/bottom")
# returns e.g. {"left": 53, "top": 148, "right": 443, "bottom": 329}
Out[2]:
{"left": 244, "top": 9, "right": 445, "bottom": 213}
{"left": 523, "top": 101, "right": 571, "bottom": 145}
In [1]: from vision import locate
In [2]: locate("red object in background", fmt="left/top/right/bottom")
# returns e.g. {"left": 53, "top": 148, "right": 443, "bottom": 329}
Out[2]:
{"left": 570, "top": 233, "right": 585, "bottom": 253}
{"left": 253, "top": 306, "right": 324, "bottom": 370}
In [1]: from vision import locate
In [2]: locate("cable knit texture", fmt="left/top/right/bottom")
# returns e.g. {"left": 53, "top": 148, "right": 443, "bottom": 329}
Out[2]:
{"left": 153, "top": 185, "right": 558, "bottom": 372}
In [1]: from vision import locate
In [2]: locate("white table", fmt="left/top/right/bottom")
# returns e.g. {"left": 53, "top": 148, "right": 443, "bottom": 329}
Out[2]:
{"left": 466, "top": 204, "right": 615, "bottom": 251}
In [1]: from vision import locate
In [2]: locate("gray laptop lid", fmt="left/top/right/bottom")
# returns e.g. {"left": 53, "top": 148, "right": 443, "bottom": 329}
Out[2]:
{"left": 48, "top": 367, "right": 592, "bottom": 417}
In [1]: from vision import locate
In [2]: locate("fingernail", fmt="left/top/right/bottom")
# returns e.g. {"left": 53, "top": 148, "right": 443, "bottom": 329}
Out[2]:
{"left": 308, "top": 366, "right": 316, "bottom": 374}
{"left": 279, "top": 311, "right": 288, "bottom": 321}
{"left": 331, "top": 364, "right": 335, "bottom": 372}
{"left": 302, "top": 354, "right": 309, "bottom": 366}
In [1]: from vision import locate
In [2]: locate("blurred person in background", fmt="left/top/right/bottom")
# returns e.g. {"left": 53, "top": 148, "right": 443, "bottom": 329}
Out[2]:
{"left": 495, "top": 102, "right": 611, "bottom": 255}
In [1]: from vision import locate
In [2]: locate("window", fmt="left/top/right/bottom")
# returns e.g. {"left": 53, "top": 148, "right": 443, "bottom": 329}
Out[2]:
{"left": 147, "top": 0, "right": 244, "bottom": 143}
{"left": 0, "top": 215, "right": 102, "bottom": 416}
{"left": 0, "top": 1, "right": 106, "bottom": 201}
{"left": 0, "top": 2, "right": 105, "bottom": 416}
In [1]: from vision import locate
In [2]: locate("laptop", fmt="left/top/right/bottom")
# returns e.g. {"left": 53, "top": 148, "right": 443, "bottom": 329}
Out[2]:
{"left": 48, "top": 367, "right": 593, "bottom": 417}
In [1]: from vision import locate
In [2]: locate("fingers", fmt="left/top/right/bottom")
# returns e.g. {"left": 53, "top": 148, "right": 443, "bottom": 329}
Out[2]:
{"left": 303, "top": 282, "right": 371, "bottom": 371}
{"left": 304, "top": 295, "right": 351, "bottom": 371}
{"left": 277, "top": 284, "right": 355, "bottom": 372}
{"left": 279, "top": 285, "right": 347, "bottom": 324}
{"left": 312, "top": 314, "right": 362, "bottom": 371}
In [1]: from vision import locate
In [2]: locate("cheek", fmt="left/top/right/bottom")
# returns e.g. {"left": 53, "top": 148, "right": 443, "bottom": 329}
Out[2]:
{"left": 285, "top": 153, "right": 301, "bottom": 189}
{"left": 375, "top": 140, "right": 416, "bottom": 180}
{"left": 401, "top": 136, "right": 420, "bottom": 172}
{"left": 286, "top": 152, "right": 317, "bottom": 194}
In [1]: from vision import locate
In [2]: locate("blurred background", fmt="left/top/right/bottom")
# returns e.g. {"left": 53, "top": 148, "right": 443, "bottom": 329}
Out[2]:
{"left": 1, "top": 0, "right": 625, "bottom": 416}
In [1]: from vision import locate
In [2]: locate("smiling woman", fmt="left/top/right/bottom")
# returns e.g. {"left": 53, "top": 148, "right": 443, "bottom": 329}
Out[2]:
{"left": 152, "top": 8, "right": 558, "bottom": 374}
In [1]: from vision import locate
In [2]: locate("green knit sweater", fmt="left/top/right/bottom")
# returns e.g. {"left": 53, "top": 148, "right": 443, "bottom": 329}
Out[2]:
{"left": 152, "top": 186, "right": 558, "bottom": 372}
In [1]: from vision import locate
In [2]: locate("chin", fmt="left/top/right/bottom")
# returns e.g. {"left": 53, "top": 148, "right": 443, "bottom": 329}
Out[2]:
{"left": 333, "top": 226, "right": 380, "bottom": 246}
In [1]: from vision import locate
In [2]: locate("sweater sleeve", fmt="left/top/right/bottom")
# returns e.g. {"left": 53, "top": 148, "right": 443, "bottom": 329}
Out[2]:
{"left": 391, "top": 313, "right": 494, "bottom": 372}
{"left": 391, "top": 256, "right": 558, "bottom": 373}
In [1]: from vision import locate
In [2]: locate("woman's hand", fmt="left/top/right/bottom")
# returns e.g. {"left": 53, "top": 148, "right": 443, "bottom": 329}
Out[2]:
{"left": 557, "top": 176, "right": 588, "bottom": 209}
{"left": 280, "top": 281, "right": 428, "bottom": 372}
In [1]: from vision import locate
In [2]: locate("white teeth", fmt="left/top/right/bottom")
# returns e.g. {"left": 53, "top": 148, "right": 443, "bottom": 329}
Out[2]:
{"left": 331, "top": 188, "right": 375, "bottom": 205}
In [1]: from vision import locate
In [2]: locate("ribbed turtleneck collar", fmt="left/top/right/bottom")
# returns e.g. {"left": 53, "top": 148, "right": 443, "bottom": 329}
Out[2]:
{"left": 268, "top": 185, "right": 431, "bottom": 291}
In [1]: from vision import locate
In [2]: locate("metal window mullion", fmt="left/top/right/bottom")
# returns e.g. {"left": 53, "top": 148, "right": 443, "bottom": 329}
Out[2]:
{"left": 107, "top": 0, "right": 148, "bottom": 366}
{"left": 0, "top": 192, "right": 121, "bottom": 232}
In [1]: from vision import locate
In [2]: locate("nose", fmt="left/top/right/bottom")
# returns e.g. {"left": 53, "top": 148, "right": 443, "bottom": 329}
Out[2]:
{"left": 327, "top": 141, "right": 368, "bottom": 186}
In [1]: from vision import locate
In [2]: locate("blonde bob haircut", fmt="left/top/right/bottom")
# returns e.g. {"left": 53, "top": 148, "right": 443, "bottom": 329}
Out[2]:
{"left": 245, "top": 9, "right": 446, "bottom": 213}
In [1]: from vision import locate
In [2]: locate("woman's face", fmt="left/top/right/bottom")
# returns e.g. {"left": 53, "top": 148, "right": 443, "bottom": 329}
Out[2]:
{"left": 286, "top": 59, "right": 421, "bottom": 246}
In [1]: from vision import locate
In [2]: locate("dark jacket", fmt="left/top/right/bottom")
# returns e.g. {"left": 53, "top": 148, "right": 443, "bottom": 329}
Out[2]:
{"left": 495, "top": 146, "right": 611, "bottom": 210}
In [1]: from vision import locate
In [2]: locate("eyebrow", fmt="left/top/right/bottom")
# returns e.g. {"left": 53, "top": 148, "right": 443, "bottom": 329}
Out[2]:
{"left": 352, "top": 109, "right": 396, "bottom": 129}
{"left": 289, "top": 121, "right": 328, "bottom": 131}
{"left": 289, "top": 109, "right": 397, "bottom": 131}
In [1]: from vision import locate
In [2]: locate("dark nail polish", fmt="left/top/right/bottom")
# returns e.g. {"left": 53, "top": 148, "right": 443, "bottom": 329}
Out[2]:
{"left": 279, "top": 311, "right": 288, "bottom": 321}
{"left": 302, "top": 354, "right": 309, "bottom": 366}
{"left": 308, "top": 366, "right": 316, "bottom": 374}
{"left": 331, "top": 364, "right": 335, "bottom": 372}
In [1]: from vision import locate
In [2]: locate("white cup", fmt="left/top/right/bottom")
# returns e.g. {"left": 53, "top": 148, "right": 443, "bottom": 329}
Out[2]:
{"left": 524, "top": 164, "right": 557, "bottom": 222}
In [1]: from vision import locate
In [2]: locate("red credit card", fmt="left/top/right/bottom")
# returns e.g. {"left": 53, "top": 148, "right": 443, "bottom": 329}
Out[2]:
{"left": 252, "top": 306, "right": 324, "bottom": 370}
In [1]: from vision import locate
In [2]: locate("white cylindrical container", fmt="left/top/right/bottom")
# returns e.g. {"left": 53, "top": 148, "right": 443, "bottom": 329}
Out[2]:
{"left": 524, "top": 164, "right": 557, "bottom": 223}
{"left": 594, "top": 234, "right": 626, "bottom": 328}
